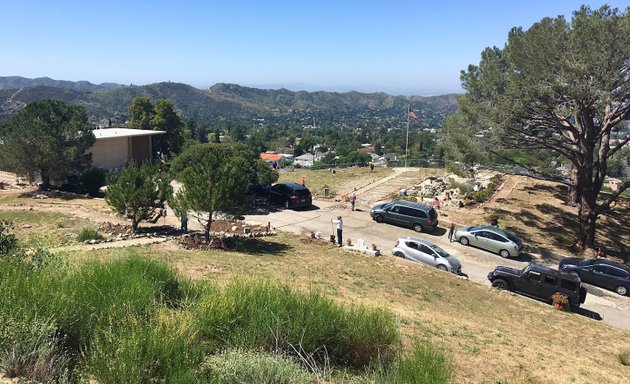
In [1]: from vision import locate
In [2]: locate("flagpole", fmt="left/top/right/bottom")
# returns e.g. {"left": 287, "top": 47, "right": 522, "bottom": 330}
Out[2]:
{"left": 405, "top": 106, "right": 410, "bottom": 168}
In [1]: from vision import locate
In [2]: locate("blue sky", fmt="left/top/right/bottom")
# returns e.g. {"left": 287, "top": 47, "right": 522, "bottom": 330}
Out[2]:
{"left": 0, "top": 1, "right": 627, "bottom": 95}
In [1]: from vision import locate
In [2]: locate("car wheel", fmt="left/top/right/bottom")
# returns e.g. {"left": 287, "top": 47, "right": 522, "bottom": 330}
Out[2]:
{"left": 284, "top": 200, "right": 290, "bottom": 209}
{"left": 491, "top": 279, "right": 510, "bottom": 291}
{"left": 499, "top": 249, "right": 510, "bottom": 258}
{"left": 436, "top": 264, "right": 448, "bottom": 271}
{"left": 394, "top": 251, "right": 405, "bottom": 258}
{"left": 412, "top": 223, "right": 423, "bottom": 233}
{"left": 374, "top": 215, "right": 383, "bottom": 223}
{"left": 459, "top": 237, "right": 469, "bottom": 246}
{"left": 615, "top": 285, "right": 628, "bottom": 296}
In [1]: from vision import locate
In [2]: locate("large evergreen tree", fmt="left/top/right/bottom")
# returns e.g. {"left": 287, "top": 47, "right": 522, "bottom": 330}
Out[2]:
{"left": 170, "top": 144, "right": 278, "bottom": 241}
{"left": 0, "top": 99, "right": 95, "bottom": 189}
{"left": 451, "top": 5, "right": 630, "bottom": 251}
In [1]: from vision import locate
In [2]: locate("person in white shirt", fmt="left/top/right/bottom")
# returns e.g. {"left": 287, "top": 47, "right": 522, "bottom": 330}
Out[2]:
{"left": 331, "top": 216, "right": 343, "bottom": 247}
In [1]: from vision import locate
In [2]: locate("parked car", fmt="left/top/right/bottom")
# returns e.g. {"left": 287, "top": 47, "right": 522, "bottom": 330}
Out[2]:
{"left": 487, "top": 264, "right": 587, "bottom": 310}
{"left": 370, "top": 200, "right": 438, "bottom": 232}
{"left": 454, "top": 225, "right": 522, "bottom": 258}
{"left": 559, "top": 258, "right": 630, "bottom": 296}
{"left": 392, "top": 237, "right": 463, "bottom": 275}
{"left": 268, "top": 182, "right": 312, "bottom": 209}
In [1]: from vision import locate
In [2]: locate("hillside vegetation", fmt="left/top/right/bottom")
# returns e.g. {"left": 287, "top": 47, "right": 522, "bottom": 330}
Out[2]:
{"left": 0, "top": 77, "right": 457, "bottom": 124}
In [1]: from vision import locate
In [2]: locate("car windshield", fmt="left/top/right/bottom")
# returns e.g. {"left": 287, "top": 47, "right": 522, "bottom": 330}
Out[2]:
{"left": 429, "top": 244, "right": 449, "bottom": 258}
{"left": 383, "top": 202, "right": 394, "bottom": 210}
{"left": 578, "top": 259, "right": 596, "bottom": 266}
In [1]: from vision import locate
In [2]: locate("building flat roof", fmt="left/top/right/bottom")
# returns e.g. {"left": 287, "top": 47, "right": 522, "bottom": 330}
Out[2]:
{"left": 93, "top": 128, "right": 164, "bottom": 140}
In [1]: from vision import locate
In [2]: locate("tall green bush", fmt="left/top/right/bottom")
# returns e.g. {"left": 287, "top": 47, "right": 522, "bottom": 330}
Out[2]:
{"left": 192, "top": 280, "right": 400, "bottom": 369}
{"left": 83, "top": 313, "right": 201, "bottom": 384}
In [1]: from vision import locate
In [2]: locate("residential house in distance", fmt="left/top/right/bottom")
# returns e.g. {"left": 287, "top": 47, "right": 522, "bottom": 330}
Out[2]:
{"left": 91, "top": 128, "right": 164, "bottom": 171}
{"left": 0, "top": 128, "right": 164, "bottom": 185}
{"left": 293, "top": 152, "right": 326, "bottom": 167}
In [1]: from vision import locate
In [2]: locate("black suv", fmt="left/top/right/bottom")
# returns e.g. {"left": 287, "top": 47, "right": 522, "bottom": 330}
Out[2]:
{"left": 268, "top": 182, "right": 312, "bottom": 209}
{"left": 559, "top": 258, "right": 630, "bottom": 296}
{"left": 370, "top": 200, "right": 438, "bottom": 232}
{"left": 487, "top": 264, "right": 587, "bottom": 310}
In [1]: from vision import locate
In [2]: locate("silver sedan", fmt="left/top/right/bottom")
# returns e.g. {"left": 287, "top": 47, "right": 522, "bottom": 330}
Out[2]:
{"left": 454, "top": 225, "right": 523, "bottom": 258}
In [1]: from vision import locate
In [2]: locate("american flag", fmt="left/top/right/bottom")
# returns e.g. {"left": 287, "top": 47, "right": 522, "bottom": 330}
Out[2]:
{"left": 408, "top": 109, "right": 419, "bottom": 120}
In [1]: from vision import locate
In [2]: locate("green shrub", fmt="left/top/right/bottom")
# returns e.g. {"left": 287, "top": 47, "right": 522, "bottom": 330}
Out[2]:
{"left": 202, "top": 349, "right": 314, "bottom": 384}
{"left": 79, "top": 168, "right": 106, "bottom": 196}
{"left": 83, "top": 313, "right": 201, "bottom": 384}
{"left": 76, "top": 227, "right": 105, "bottom": 242}
{"left": 0, "top": 315, "right": 71, "bottom": 383}
{"left": 192, "top": 280, "right": 400, "bottom": 370}
{"left": 392, "top": 341, "right": 453, "bottom": 384}
{"left": 618, "top": 349, "right": 630, "bottom": 366}
{"left": 0, "top": 220, "right": 18, "bottom": 257}
{"left": 48, "top": 255, "right": 193, "bottom": 350}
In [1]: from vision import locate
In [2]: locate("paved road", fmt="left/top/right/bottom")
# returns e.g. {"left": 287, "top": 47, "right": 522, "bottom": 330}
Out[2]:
{"left": 244, "top": 198, "right": 630, "bottom": 330}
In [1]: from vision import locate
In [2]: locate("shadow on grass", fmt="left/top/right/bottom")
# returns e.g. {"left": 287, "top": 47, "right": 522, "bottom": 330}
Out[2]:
{"left": 232, "top": 237, "right": 293, "bottom": 255}
{"left": 522, "top": 183, "right": 568, "bottom": 202}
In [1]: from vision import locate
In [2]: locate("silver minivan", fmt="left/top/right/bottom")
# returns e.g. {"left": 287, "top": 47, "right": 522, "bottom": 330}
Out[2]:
{"left": 392, "top": 237, "right": 463, "bottom": 275}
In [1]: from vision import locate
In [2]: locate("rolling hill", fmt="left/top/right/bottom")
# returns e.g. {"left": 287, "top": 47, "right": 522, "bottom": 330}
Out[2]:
{"left": 0, "top": 76, "right": 458, "bottom": 126}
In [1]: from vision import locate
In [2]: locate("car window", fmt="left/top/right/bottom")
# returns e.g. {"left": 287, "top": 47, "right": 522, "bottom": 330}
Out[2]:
{"left": 560, "top": 279, "right": 578, "bottom": 291}
{"left": 405, "top": 241, "right": 418, "bottom": 250}
{"left": 418, "top": 244, "right": 434, "bottom": 254}
{"left": 578, "top": 259, "right": 596, "bottom": 266}
{"left": 429, "top": 244, "right": 449, "bottom": 258}
{"left": 488, "top": 232, "right": 508, "bottom": 242}
{"left": 606, "top": 268, "right": 628, "bottom": 278}
{"left": 526, "top": 271, "right": 541, "bottom": 282}
{"left": 390, "top": 205, "right": 400, "bottom": 213}
{"left": 504, "top": 232, "right": 521, "bottom": 244}
{"left": 399, "top": 206, "right": 413, "bottom": 216}
{"left": 593, "top": 265, "right": 609, "bottom": 274}
{"left": 473, "top": 231, "right": 489, "bottom": 238}
{"left": 542, "top": 275, "right": 556, "bottom": 286}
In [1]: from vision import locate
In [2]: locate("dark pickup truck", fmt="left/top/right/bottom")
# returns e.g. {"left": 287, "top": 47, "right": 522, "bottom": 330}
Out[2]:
{"left": 487, "top": 264, "right": 587, "bottom": 310}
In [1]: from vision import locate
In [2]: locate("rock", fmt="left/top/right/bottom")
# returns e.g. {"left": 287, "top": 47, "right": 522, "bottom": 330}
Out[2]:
{"left": 20, "top": 224, "right": 32, "bottom": 229}
{"left": 231, "top": 225, "right": 238, "bottom": 232}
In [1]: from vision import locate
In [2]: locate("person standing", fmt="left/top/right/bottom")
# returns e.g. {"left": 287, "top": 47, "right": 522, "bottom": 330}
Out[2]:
{"left": 331, "top": 216, "right": 343, "bottom": 247}
{"left": 300, "top": 176, "right": 305, "bottom": 186}
{"left": 180, "top": 213, "right": 188, "bottom": 234}
{"left": 433, "top": 196, "right": 441, "bottom": 210}
{"left": 448, "top": 222, "right": 455, "bottom": 242}
{"left": 349, "top": 191, "right": 356, "bottom": 211}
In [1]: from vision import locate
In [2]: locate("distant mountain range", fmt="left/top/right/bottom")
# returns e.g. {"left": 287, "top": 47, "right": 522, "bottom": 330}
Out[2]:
{"left": 0, "top": 76, "right": 458, "bottom": 125}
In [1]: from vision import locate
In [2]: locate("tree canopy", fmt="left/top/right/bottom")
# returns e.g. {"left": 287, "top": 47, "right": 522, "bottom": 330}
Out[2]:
{"left": 105, "top": 162, "right": 166, "bottom": 233}
{"left": 170, "top": 143, "right": 278, "bottom": 240}
{"left": 128, "top": 96, "right": 184, "bottom": 158}
{"left": 447, "top": 5, "right": 630, "bottom": 251}
{"left": 0, "top": 99, "right": 95, "bottom": 189}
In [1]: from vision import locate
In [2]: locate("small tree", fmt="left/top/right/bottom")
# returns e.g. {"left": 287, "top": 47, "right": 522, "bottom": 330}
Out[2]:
{"left": 105, "top": 162, "right": 162, "bottom": 233}
{"left": 170, "top": 144, "right": 277, "bottom": 241}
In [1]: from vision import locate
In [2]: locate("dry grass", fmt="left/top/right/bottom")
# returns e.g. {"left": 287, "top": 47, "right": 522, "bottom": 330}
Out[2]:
{"left": 441, "top": 175, "right": 630, "bottom": 262}
{"left": 71, "top": 234, "right": 630, "bottom": 384}
{"left": 278, "top": 167, "right": 394, "bottom": 196}
{"left": 3, "top": 174, "right": 630, "bottom": 383}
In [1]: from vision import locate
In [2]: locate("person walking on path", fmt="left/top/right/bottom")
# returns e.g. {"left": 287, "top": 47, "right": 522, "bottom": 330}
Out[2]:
{"left": 331, "top": 216, "right": 343, "bottom": 247}
{"left": 448, "top": 222, "right": 455, "bottom": 242}
{"left": 300, "top": 176, "right": 305, "bottom": 186}
{"left": 433, "top": 196, "right": 441, "bottom": 210}
{"left": 349, "top": 191, "right": 356, "bottom": 211}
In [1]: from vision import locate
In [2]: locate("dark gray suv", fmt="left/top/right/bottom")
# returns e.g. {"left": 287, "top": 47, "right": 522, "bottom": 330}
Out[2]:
{"left": 370, "top": 200, "right": 438, "bottom": 232}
